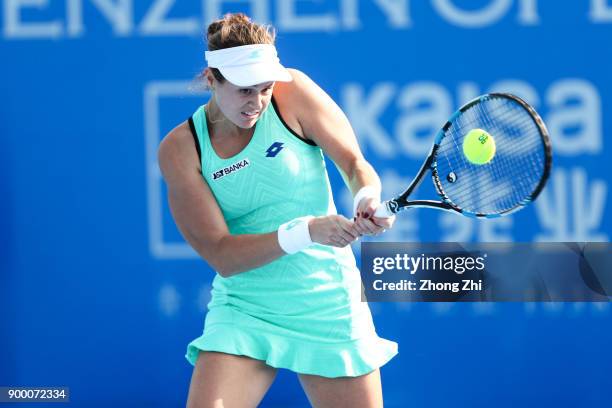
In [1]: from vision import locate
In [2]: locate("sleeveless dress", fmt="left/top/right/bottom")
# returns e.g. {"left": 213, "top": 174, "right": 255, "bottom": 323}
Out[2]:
{"left": 185, "top": 98, "right": 398, "bottom": 378}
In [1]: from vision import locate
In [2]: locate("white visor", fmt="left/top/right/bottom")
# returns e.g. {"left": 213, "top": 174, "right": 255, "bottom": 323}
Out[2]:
{"left": 205, "top": 44, "right": 292, "bottom": 87}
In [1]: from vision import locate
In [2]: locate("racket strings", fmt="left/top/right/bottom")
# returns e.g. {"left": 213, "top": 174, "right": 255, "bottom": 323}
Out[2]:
{"left": 446, "top": 110, "right": 544, "bottom": 211}
{"left": 444, "top": 116, "right": 543, "bottom": 211}
{"left": 441, "top": 105, "right": 538, "bottom": 205}
{"left": 435, "top": 96, "right": 547, "bottom": 214}
{"left": 471, "top": 101, "right": 544, "bottom": 206}
{"left": 447, "top": 101, "right": 538, "bottom": 176}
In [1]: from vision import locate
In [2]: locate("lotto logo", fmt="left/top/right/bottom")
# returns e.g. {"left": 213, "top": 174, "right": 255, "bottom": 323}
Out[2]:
{"left": 266, "top": 142, "right": 284, "bottom": 157}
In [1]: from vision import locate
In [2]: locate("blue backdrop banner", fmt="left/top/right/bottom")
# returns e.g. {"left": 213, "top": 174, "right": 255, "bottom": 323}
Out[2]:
{"left": 2, "top": 1, "right": 611, "bottom": 407}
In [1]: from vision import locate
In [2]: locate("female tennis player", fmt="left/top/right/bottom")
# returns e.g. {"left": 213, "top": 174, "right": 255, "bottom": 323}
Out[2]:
{"left": 158, "top": 13, "right": 398, "bottom": 408}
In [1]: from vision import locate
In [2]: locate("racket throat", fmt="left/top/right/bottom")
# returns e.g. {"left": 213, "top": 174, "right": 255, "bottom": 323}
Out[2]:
{"left": 383, "top": 199, "right": 458, "bottom": 214}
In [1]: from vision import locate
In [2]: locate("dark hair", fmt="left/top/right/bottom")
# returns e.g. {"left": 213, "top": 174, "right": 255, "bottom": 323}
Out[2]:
{"left": 204, "top": 13, "right": 276, "bottom": 83}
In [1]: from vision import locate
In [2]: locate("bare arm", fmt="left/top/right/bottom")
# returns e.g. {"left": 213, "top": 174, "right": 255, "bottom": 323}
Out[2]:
{"left": 275, "top": 69, "right": 394, "bottom": 231}
{"left": 158, "top": 122, "right": 285, "bottom": 277}
{"left": 275, "top": 69, "right": 381, "bottom": 197}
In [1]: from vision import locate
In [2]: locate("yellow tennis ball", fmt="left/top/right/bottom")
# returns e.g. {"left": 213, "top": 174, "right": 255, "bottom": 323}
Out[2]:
{"left": 462, "top": 129, "right": 496, "bottom": 165}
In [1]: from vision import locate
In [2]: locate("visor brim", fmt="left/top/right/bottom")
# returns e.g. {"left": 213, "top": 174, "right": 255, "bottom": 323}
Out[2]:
{"left": 219, "top": 63, "right": 293, "bottom": 87}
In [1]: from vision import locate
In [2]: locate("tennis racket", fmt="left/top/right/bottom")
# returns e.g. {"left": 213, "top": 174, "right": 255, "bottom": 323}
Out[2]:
{"left": 374, "top": 93, "right": 552, "bottom": 218}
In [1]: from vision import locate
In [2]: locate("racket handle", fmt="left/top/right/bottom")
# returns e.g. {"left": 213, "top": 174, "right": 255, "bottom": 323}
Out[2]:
{"left": 374, "top": 201, "right": 394, "bottom": 218}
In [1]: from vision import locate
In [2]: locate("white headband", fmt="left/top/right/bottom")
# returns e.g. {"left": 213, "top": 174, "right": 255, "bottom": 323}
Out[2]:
{"left": 205, "top": 44, "right": 292, "bottom": 87}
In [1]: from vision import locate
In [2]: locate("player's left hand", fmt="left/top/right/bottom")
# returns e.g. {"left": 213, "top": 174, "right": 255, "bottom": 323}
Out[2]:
{"left": 353, "top": 196, "right": 395, "bottom": 236}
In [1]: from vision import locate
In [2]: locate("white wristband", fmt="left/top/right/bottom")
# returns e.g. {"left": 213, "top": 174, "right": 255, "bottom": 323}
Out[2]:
{"left": 353, "top": 186, "right": 381, "bottom": 215}
{"left": 277, "top": 216, "right": 314, "bottom": 254}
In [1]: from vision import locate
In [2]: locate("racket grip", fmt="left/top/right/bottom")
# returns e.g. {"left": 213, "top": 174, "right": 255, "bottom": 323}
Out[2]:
{"left": 374, "top": 201, "right": 394, "bottom": 218}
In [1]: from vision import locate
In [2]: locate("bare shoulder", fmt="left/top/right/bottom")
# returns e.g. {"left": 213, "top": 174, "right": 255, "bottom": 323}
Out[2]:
{"left": 285, "top": 68, "right": 312, "bottom": 85}
{"left": 273, "top": 69, "right": 332, "bottom": 139}
{"left": 158, "top": 121, "right": 201, "bottom": 180}
{"left": 274, "top": 68, "right": 317, "bottom": 101}
{"left": 276, "top": 68, "right": 334, "bottom": 110}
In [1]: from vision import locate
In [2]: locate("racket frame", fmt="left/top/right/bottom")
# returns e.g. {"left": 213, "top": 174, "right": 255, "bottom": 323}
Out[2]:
{"left": 380, "top": 93, "right": 552, "bottom": 218}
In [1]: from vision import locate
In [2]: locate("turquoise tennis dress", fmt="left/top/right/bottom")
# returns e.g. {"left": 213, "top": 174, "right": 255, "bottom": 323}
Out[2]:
{"left": 185, "top": 98, "right": 398, "bottom": 378}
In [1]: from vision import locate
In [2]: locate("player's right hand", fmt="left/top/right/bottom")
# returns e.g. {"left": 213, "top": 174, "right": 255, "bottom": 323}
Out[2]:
{"left": 308, "top": 215, "right": 359, "bottom": 248}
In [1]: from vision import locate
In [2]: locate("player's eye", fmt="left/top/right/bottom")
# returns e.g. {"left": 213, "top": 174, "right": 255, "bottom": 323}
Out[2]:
{"left": 239, "top": 89, "right": 252, "bottom": 95}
